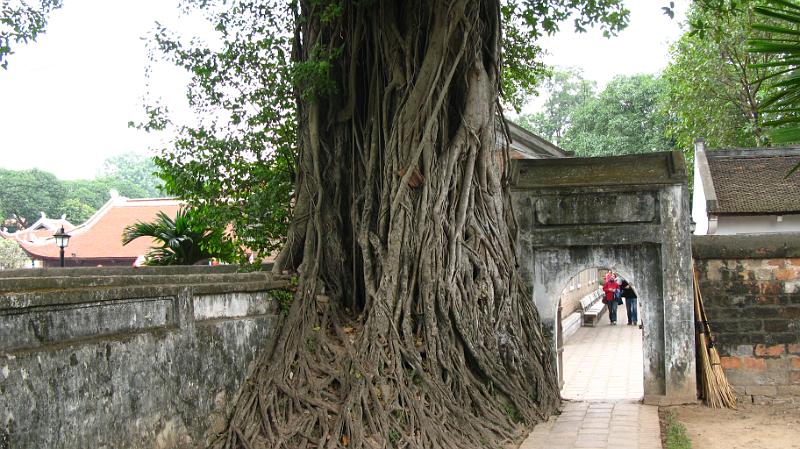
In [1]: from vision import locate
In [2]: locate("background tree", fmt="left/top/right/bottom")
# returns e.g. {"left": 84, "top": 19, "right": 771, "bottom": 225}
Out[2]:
{"left": 563, "top": 74, "right": 673, "bottom": 156}
{"left": 140, "top": 1, "right": 297, "bottom": 262}
{"left": 97, "top": 152, "right": 162, "bottom": 197}
{"left": 0, "top": 166, "right": 157, "bottom": 230}
{"left": 0, "top": 168, "right": 67, "bottom": 230}
{"left": 59, "top": 198, "right": 97, "bottom": 224}
{"left": 516, "top": 73, "right": 671, "bottom": 157}
{"left": 515, "top": 68, "right": 596, "bottom": 146}
{"left": 0, "top": 238, "right": 29, "bottom": 269}
{"left": 663, "top": 0, "right": 778, "bottom": 153}
{"left": 138, "top": 1, "right": 632, "bottom": 449}
{"left": 62, "top": 177, "right": 148, "bottom": 210}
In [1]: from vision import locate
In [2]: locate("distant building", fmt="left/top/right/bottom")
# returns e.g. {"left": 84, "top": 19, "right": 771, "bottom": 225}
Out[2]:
{"left": 692, "top": 140, "right": 800, "bottom": 235}
{"left": 5, "top": 194, "right": 181, "bottom": 268}
{"left": 1, "top": 212, "right": 75, "bottom": 245}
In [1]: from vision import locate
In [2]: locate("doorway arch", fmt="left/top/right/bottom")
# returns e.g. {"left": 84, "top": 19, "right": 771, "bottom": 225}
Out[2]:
{"left": 557, "top": 266, "right": 645, "bottom": 401}
{"left": 511, "top": 151, "right": 696, "bottom": 405}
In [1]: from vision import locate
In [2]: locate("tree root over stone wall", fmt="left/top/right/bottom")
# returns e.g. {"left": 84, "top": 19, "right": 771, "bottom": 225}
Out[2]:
{"left": 210, "top": 1, "right": 560, "bottom": 448}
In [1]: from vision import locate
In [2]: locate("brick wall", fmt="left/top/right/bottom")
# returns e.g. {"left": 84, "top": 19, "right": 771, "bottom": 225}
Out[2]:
{"left": 693, "top": 234, "right": 800, "bottom": 405}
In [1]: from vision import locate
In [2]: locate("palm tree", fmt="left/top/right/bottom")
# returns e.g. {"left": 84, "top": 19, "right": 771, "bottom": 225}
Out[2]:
{"left": 749, "top": 0, "right": 800, "bottom": 144}
{"left": 122, "top": 209, "right": 233, "bottom": 265}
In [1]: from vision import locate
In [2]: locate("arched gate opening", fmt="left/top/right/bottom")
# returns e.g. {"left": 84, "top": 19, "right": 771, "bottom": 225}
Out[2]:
{"left": 557, "top": 267, "right": 645, "bottom": 401}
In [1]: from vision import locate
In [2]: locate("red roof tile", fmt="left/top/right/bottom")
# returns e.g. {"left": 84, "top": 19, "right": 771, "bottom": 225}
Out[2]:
{"left": 17, "top": 198, "right": 182, "bottom": 260}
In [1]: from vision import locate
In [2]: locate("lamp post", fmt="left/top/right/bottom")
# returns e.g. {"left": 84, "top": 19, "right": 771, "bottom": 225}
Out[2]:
{"left": 53, "top": 226, "right": 71, "bottom": 268}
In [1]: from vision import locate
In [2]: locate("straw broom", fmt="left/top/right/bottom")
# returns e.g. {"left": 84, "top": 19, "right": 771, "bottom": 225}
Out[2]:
{"left": 693, "top": 265, "right": 737, "bottom": 409}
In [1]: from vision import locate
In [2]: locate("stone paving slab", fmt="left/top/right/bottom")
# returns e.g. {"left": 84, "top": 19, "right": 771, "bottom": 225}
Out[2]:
{"left": 519, "top": 308, "right": 661, "bottom": 448}
{"left": 561, "top": 307, "right": 643, "bottom": 401}
{"left": 520, "top": 401, "right": 661, "bottom": 449}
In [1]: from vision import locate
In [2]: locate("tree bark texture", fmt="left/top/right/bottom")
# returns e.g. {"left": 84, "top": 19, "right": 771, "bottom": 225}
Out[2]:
{"left": 213, "top": 1, "right": 560, "bottom": 448}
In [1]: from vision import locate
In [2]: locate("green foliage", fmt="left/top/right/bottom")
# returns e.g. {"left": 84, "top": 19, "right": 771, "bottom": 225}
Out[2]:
{"left": 0, "top": 159, "right": 160, "bottom": 232}
{"left": 664, "top": 412, "right": 692, "bottom": 449}
{"left": 749, "top": 0, "right": 800, "bottom": 144}
{"left": 515, "top": 68, "right": 596, "bottom": 146}
{"left": 0, "top": 238, "right": 30, "bottom": 270}
{"left": 0, "top": 0, "right": 62, "bottom": 69}
{"left": 97, "top": 152, "right": 162, "bottom": 197}
{"left": 564, "top": 74, "right": 673, "bottom": 156}
{"left": 501, "top": 0, "right": 630, "bottom": 111}
{"left": 140, "top": 0, "right": 296, "bottom": 264}
{"left": 388, "top": 430, "right": 401, "bottom": 444}
{"left": 62, "top": 177, "right": 148, "bottom": 210}
{"left": 502, "top": 402, "right": 523, "bottom": 423}
{"left": 271, "top": 289, "right": 294, "bottom": 316}
{"left": 122, "top": 208, "right": 236, "bottom": 266}
{"left": 59, "top": 198, "right": 96, "bottom": 224}
{"left": 0, "top": 168, "right": 67, "bottom": 230}
{"left": 517, "top": 73, "right": 672, "bottom": 157}
{"left": 663, "top": 0, "right": 779, "bottom": 155}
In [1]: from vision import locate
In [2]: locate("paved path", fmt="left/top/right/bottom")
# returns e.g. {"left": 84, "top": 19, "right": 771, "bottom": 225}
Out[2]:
{"left": 561, "top": 308, "right": 644, "bottom": 401}
{"left": 520, "top": 307, "right": 662, "bottom": 449}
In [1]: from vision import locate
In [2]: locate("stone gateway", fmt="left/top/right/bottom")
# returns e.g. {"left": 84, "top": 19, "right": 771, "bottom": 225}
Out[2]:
{"left": 511, "top": 151, "right": 697, "bottom": 405}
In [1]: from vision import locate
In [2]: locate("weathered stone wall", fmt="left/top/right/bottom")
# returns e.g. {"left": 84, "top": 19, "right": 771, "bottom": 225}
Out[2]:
{"left": 693, "top": 234, "right": 800, "bottom": 405}
{"left": 0, "top": 266, "right": 289, "bottom": 448}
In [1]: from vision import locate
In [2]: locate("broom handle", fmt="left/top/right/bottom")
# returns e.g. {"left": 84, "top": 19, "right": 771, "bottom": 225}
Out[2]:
{"left": 693, "top": 265, "right": 714, "bottom": 338}
{"left": 692, "top": 264, "right": 703, "bottom": 328}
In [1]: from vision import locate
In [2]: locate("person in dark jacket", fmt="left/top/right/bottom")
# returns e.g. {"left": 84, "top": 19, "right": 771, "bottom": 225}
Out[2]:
{"left": 620, "top": 279, "right": 638, "bottom": 325}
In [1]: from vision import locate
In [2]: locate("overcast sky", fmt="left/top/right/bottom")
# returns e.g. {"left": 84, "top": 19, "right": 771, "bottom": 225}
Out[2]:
{"left": 0, "top": 1, "right": 689, "bottom": 181}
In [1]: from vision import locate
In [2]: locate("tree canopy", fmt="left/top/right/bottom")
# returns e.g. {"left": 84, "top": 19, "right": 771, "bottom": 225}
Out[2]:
{"left": 516, "top": 71, "right": 672, "bottom": 157}
{"left": 515, "top": 68, "right": 596, "bottom": 147}
{"left": 0, "top": 0, "right": 61, "bottom": 69}
{"left": 0, "top": 168, "right": 67, "bottom": 230}
{"left": 663, "top": 0, "right": 778, "bottom": 153}
{"left": 564, "top": 73, "right": 672, "bottom": 156}
{"left": 0, "top": 153, "right": 161, "bottom": 230}
{"left": 98, "top": 152, "right": 162, "bottom": 197}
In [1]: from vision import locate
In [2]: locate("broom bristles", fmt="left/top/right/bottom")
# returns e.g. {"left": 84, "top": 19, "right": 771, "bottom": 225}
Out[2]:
{"left": 709, "top": 347, "right": 737, "bottom": 409}
{"left": 693, "top": 265, "right": 737, "bottom": 409}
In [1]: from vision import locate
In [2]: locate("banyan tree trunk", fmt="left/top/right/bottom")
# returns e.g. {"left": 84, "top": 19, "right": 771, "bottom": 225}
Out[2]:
{"left": 213, "top": 1, "right": 560, "bottom": 448}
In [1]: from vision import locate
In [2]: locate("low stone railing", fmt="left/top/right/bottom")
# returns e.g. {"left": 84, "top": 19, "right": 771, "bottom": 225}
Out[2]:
{"left": 0, "top": 265, "right": 290, "bottom": 448}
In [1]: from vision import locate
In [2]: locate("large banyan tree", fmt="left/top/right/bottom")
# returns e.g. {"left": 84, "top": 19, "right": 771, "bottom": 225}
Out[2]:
{"left": 146, "top": 0, "right": 628, "bottom": 447}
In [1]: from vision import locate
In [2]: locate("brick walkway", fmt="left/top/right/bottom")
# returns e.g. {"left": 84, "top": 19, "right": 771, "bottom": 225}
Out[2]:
{"left": 520, "top": 307, "right": 662, "bottom": 449}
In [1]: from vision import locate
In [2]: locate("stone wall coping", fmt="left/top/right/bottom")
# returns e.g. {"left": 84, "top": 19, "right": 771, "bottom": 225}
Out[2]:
{"left": 0, "top": 273, "right": 292, "bottom": 311}
{"left": 0, "top": 271, "right": 290, "bottom": 294}
{"left": 510, "top": 150, "right": 687, "bottom": 188}
{"left": 0, "top": 263, "right": 273, "bottom": 279}
{"left": 692, "top": 233, "right": 800, "bottom": 259}
{"left": 0, "top": 280, "right": 289, "bottom": 311}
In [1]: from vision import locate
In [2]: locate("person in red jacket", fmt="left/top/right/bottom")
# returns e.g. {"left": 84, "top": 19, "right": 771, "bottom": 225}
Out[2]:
{"left": 603, "top": 274, "right": 621, "bottom": 325}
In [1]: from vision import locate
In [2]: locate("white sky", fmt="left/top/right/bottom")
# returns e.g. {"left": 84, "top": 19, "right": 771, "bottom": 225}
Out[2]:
{"left": 0, "top": 1, "right": 689, "bottom": 181}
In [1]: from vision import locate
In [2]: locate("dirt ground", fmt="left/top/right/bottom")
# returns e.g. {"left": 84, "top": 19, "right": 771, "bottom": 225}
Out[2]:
{"left": 661, "top": 402, "right": 800, "bottom": 449}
